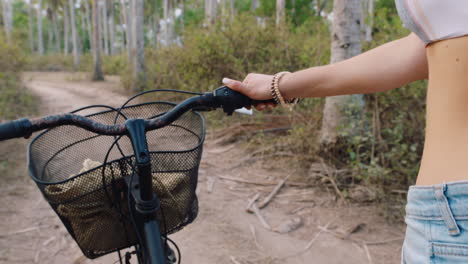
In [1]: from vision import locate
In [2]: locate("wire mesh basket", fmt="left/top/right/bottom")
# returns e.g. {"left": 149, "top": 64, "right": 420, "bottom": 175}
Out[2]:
{"left": 28, "top": 102, "right": 205, "bottom": 258}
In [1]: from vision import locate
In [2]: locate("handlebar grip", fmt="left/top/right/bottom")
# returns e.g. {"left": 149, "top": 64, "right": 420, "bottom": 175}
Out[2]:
{"left": 213, "top": 86, "right": 276, "bottom": 115}
{"left": 0, "top": 118, "right": 33, "bottom": 141}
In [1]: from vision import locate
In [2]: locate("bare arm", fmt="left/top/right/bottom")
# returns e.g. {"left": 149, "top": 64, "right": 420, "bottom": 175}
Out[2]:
{"left": 223, "top": 33, "right": 428, "bottom": 104}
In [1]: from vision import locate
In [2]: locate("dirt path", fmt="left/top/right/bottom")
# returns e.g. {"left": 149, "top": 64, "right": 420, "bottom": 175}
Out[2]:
{"left": 0, "top": 72, "right": 404, "bottom": 264}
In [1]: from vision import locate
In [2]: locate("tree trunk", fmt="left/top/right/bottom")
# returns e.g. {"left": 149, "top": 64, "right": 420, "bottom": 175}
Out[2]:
{"left": 1, "top": 0, "right": 13, "bottom": 44}
{"left": 151, "top": 14, "right": 159, "bottom": 46}
{"left": 316, "top": 0, "right": 329, "bottom": 17}
{"left": 85, "top": 0, "right": 93, "bottom": 54}
{"left": 251, "top": 0, "right": 259, "bottom": 11}
{"left": 131, "top": 0, "right": 145, "bottom": 90}
{"left": 119, "top": 0, "right": 127, "bottom": 50}
{"left": 275, "top": 0, "right": 285, "bottom": 27}
{"left": 109, "top": 0, "right": 116, "bottom": 54}
{"left": 69, "top": 0, "right": 80, "bottom": 69}
{"left": 365, "top": 0, "right": 374, "bottom": 42}
{"left": 163, "top": 0, "right": 174, "bottom": 45}
{"left": 205, "top": 0, "right": 217, "bottom": 26}
{"left": 178, "top": 0, "right": 184, "bottom": 33}
{"left": 121, "top": 0, "right": 132, "bottom": 63}
{"left": 48, "top": 18, "right": 53, "bottom": 52}
{"left": 320, "top": 0, "right": 363, "bottom": 145}
{"left": 28, "top": 3, "right": 35, "bottom": 52}
{"left": 63, "top": 2, "right": 70, "bottom": 55}
{"left": 80, "top": 7, "right": 87, "bottom": 50}
{"left": 102, "top": 0, "right": 109, "bottom": 55}
{"left": 53, "top": 11, "right": 61, "bottom": 53}
{"left": 229, "top": 0, "right": 234, "bottom": 20}
{"left": 37, "top": 0, "right": 45, "bottom": 55}
{"left": 92, "top": 0, "right": 104, "bottom": 80}
{"left": 98, "top": 3, "right": 104, "bottom": 53}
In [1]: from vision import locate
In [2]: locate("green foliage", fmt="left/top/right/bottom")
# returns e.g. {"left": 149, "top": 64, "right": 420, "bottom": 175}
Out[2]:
{"left": 26, "top": 54, "right": 75, "bottom": 71}
{"left": 375, "top": 0, "right": 398, "bottom": 13}
{"left": 102, "top": 54, "right": 128, "bottom": 75}
{"left": 25, "top": 53, "right": 123, "bottom": 76}
{"left": 348, "top": 10, "right": 422, "bottom": 193}
{"left": 275, "top": 10, "right": 423, "bottom": 220}
{"left": 286, "top": 0, "right": 316, "bottom": 26}
{"left": 0, "top": 38, "right": 26, "bottom": 72}
{"left": 184, "top": 4, "right": 205, "bottom": 26}
{"left": 122, "top": 14, "right": 329, "bottom": 93}
{"left": 234, "top": 0, "right": 251, "bottom": 13}
{"left": 0, "top": 38, "right": 36, "bottom": 120}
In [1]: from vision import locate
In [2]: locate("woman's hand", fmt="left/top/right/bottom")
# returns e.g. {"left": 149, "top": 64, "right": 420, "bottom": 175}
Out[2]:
{"left": 222, "top": 73, "right": 277, "bottom": 111}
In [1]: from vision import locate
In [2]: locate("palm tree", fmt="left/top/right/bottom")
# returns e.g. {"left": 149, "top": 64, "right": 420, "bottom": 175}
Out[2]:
{"left": 251, "top": 0, "right": 258, "bottom": 11}
{"left": 52, "top": 7, "right": 61, "bottom": 52}
{"left": 44, "top": 0, "right": 61, "bottom": 53}
{"left": 102, "top": 0, "right": 109, "bottom": 55}
{"left": 92, "top": 0, "right": 104, "bottom": 80}
{"left": 121, "top": 0, "right": 132, "bottom": 64}
{"left": 109, "top": 0, "right": 116, "bottom": 54}
{"left": 38, "top": 0, "right": 45, "bottom": 55}
{"left": 47, "top": 8, "right": 54, "bottom": 51}
{"left": 276, "top": 0, "right": 285, "bottom": 26}
{"left": 28, "top": 1, "right": 35, "bottom": 52}
{"left": 63, "top": 1, "right": 70, "bottom": 54}
{"left": 1, "top": 0, "right": 13, "bottom": 44}
{"left": 84, "top": 0, "right": 93, "bottom": 53}
{"left": 320, "top": 0, "right": 363, "bottom": 145}
{"left": 163, "top": 0, "right": 174, "bottom": 45}
{"left": 205, "top": 0, "right": 217, "bottom": 26}
{"left": 131, "top": 0, "right": 145, "bottom": 90}
{"left": 69, "top": 0, "right": 80, "bottom": 68}
{"left": 365, "top": 0, "right": 374, "bottom": 42}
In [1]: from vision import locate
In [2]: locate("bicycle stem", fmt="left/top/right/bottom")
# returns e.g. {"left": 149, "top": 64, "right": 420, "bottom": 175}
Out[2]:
{"left": 126, "top": 119, "right": 153, "bottom": 202}
{"left": 126, "top": 118, "right": 166, "bottom": 264}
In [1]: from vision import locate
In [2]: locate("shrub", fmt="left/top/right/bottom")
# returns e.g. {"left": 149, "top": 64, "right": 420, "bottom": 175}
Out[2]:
{"left": 121, "top": 14, "right": 330, "bottom": 92}
{"left": 0, "top": 38, "right": 36, "bottom": 120}
{"left": 25, "top": 53, "right": 124, "bottom": 76}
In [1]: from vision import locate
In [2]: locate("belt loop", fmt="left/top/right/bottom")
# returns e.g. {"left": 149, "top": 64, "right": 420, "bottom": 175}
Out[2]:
{"left": 434, "top": 184, "right": 460, "bottom": 236}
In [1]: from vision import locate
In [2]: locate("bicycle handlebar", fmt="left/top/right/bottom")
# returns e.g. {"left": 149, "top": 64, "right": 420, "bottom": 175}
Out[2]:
{"left": 0, "top": 86, "right": 275, "bottom": 141}
{"left": 0, "top": 118, "right": 34, "bottom": 140}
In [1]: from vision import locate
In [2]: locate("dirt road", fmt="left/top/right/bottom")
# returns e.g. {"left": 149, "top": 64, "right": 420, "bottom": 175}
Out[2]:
{"left": 0, "top": 72, "right": 404, "bottom": 264}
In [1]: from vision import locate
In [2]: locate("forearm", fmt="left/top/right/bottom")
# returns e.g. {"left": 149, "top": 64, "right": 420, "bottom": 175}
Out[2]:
{"left": 280, "top": 33, "right": 428, "bottom": 99}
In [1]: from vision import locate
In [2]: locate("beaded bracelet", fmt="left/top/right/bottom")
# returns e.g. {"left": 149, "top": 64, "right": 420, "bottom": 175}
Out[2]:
{"left": 271, "top": 72, "right": 299, "bottom": 110}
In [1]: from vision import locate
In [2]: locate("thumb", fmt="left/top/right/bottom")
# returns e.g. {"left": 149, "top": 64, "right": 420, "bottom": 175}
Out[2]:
{"left": 222, "top": 78, "right": 247, "bottom": 94}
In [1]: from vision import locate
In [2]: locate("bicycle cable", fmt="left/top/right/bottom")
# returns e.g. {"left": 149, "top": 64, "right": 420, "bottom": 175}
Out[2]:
{"left": 166, "top": 236, "right": 181, "bottom": 264}
{"left": 100, "top": 135, "right": 143, "bottom": 263}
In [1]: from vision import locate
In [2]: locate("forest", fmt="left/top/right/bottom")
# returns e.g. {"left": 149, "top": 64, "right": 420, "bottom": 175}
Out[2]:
{"left": 0, "top": 0, "right": 426, "bottom": 218}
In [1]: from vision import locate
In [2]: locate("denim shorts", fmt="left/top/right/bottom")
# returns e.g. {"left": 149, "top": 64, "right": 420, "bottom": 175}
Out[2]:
{"left": 402, "top": 181, "right": 468, "bottom": 263}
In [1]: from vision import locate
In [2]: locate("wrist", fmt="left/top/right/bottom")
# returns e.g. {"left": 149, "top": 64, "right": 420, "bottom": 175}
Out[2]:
{"left": 271, "top": 72, "right": 299, "bottom": 110}
{"left": 278, "top": 72, "right": 293, "bottom": 100}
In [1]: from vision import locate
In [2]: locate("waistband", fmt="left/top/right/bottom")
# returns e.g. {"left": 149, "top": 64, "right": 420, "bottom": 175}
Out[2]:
{"left": 406, "top": 180, "right": 468, "bottom": 220}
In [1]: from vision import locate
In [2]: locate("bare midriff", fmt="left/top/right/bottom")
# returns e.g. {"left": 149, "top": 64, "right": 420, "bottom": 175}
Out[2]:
{"left": 416, "top": 35, "right": 468, "bottom": 185}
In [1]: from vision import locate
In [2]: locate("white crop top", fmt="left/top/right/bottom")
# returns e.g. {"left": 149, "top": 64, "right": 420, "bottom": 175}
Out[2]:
{"left": 395, "top": 0, "right": 468, "bottom": 45}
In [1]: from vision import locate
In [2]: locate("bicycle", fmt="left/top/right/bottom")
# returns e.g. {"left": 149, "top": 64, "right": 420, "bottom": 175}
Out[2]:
{"left": 0, "top": 86, "right": 272, "bottom": 264}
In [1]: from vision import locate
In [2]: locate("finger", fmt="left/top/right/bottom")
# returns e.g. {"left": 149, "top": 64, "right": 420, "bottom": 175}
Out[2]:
{"left": 222, "top": 77, "right": 247, "bottom": 93}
